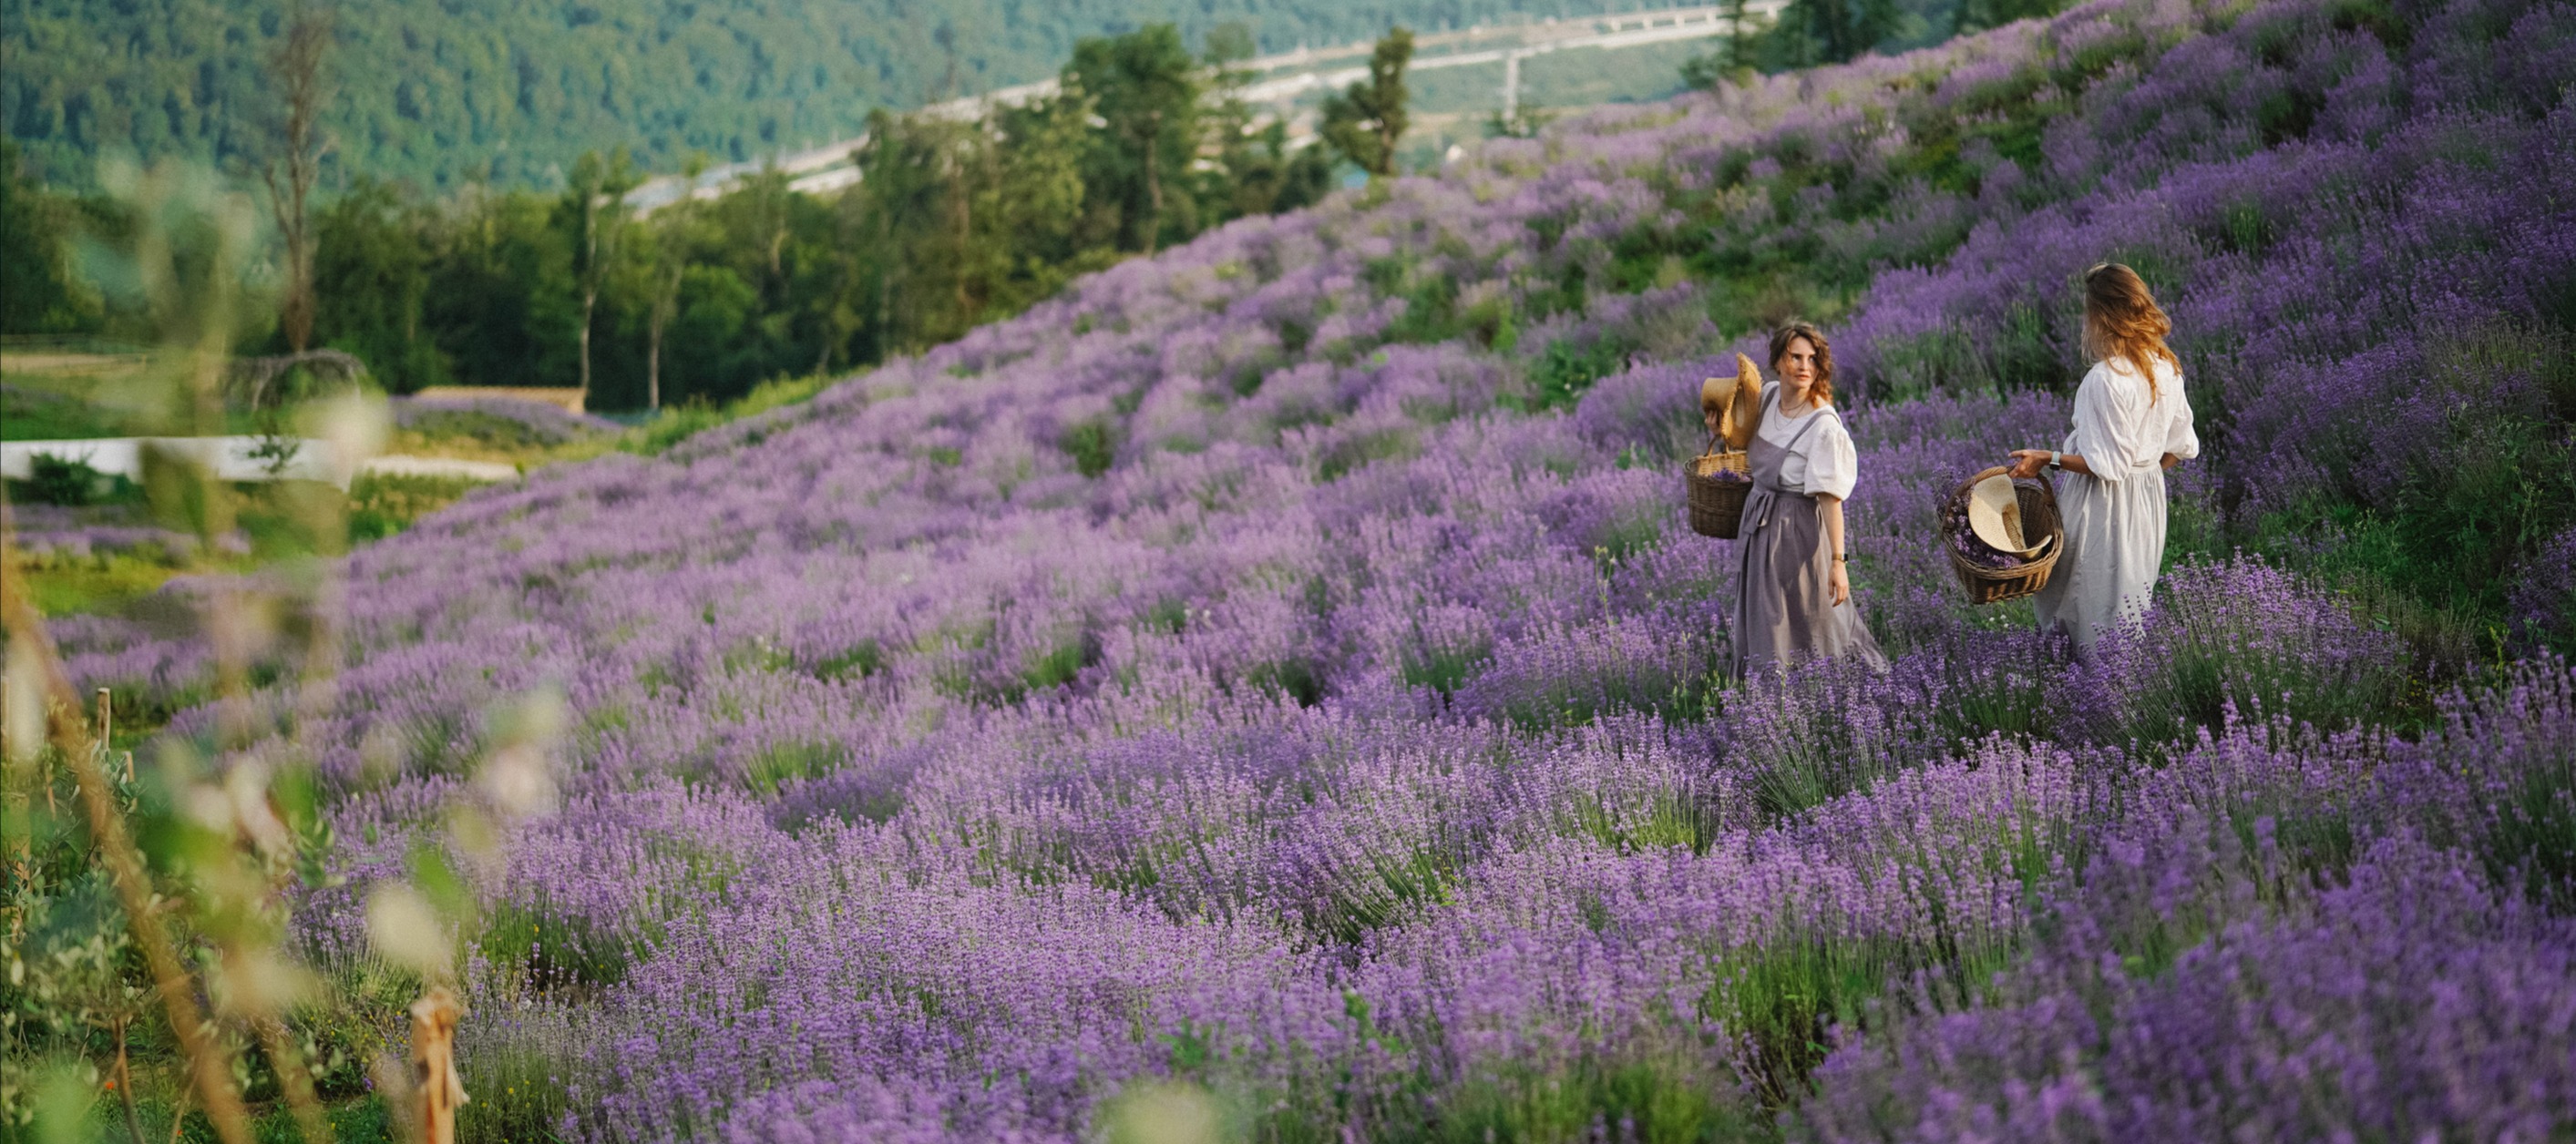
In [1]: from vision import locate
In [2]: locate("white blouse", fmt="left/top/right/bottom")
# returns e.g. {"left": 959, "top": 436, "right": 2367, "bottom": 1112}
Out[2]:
{"left": 2061, "top": 356, "right": 2198, "bottom": 478}
{"left": 1757, "top": 382, "right": 1858, "bottom": 500}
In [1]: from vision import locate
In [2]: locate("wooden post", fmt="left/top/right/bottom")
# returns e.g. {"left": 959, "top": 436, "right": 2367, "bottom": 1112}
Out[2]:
{"left": 409, "top": 987, "right": 467, "bottom": 1144}
{"left": 96, "top": 687, "right": 131, "bottom": 781}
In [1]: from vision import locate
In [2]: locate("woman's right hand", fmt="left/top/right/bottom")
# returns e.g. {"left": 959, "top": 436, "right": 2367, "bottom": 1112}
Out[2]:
{"left": 2006, "top": 449, "right": 2052, "bottom": 479}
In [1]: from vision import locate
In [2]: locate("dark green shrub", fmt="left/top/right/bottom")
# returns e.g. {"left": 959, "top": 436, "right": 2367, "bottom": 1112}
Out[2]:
{"left": 23, "top": 452, "right": 118, "bottom": 506}
{"left": 1062, "top": 418, "right": 1120, "bottom": 478}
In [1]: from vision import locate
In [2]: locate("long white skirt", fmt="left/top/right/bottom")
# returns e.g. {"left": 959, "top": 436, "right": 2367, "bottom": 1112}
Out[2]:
{"left": 2034, "top": 465, "right": 2167, "bottom": 653}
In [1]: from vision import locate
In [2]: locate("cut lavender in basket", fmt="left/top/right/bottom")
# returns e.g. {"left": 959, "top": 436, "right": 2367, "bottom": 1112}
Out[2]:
{"left": 1942, "top": 499, "right": 2022, "bottom": 569}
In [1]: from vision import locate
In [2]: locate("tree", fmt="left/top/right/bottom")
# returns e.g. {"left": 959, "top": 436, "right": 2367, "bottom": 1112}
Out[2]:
{"left": 311, "top": 178, "right": 444, "bottom": 392}
{"left": 0, "top": 140, "right": 102, "bottom": 335}
{"left": 1681, "top": 0, "right": 1777, "bottom": 87}
{"left": 1200, "top": 25, "right": 1332, "bottom": 221}
{"left": 1065, "top": 26, "right": 1202, "bottom": 254}
{"left": 1320, "top": 28, "right": 1414, "bottom": 179}
{"left": 1956, "top": 0, "right": 2069, "bottom": 33}
{"left": 635, "top": 156, "right": 712, "bottom": 412}
{"left": 262, "top": 4, "right": 334, "bottom": 353}
{"left": 1773, "top": 0, "right": 1902, "bottom": 65}
{"left": 1208, "top": 118, "right": 1335, "bottom": 220}
{"left": 558, "top": 148, "right": 640, "bottom": 402}
{"left": 728, "top": 166, "right": 797, "bottom": 310}
{"left": 977, "top": 96, "right": 1092, "bottom": 311}
{"left": 1204, "top": 22, "right": 1257, "bottom": 70}
{"left": 850, "top": 109, "right": 983, "bottom": 356}
{"left": 430, "top": 185, "right": 578, "bottom": 390}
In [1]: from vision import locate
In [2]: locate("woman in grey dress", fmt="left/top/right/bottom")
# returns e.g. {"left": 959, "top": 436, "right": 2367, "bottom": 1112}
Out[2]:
{"left": 1727, "top": 323, "right": 1887, "bottom": 678}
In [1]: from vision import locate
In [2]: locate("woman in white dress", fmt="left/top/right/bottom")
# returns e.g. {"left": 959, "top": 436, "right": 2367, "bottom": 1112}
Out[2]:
{"left": 2007, "top": 262, "right": 2200, "bottom": 653}
{"left": 1729, "top": 322, "right": 1886, "bottom": 677}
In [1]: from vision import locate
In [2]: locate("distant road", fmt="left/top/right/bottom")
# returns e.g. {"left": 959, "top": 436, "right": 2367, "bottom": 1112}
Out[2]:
{"left": 627, "top": 0, "right": 1784, "bottom": 211}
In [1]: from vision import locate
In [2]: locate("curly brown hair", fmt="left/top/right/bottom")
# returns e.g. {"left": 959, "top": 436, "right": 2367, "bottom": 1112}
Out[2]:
{"left": 1767, "top": 322, "right": 1834, "bottom": 405}
{"left": 2082, "top": 263, "right": 2180, "bottom": 401}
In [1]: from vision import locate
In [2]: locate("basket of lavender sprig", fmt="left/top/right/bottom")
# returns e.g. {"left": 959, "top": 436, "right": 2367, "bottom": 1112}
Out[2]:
{"left": 1941, "top": 466, "right": 2063, "bottom": 604}
{"left": 1685, "top": 434, "right": 1752, "bottom": 538}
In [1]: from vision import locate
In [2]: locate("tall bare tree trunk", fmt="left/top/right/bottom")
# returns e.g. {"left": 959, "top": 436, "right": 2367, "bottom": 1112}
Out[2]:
{"left": 578, "top": 285, "right": 597, "bottom": 399}
{"left": 262, "top": 5, "right": 333, "bottom": 354}
{"left": 647, "top": 310, "right": 663, "bottom": 411}
{"left": 952, "top": 153, "right": 973, "bottom": 322}
{"left": 1142, "top": 110, "right": 1164, "bottom": 255}
{"left": 648, "top": 262, "right": 678, "bottom": 412}
{"left": 873, "top": 206, "right": 893, "bottom": 353}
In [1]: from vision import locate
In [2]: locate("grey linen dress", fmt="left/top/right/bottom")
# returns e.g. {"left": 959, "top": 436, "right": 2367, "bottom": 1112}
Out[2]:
{"left": 1729, "top": 385, "right": 1887, "bottom": 678}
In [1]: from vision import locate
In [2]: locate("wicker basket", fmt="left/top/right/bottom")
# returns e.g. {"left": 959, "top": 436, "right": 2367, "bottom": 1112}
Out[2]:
{"left": 1685, "top": 445, "right": 1752, "bottom": 539}
{"left": 1943, "top": 466, "right": 2064, "bottom": 605}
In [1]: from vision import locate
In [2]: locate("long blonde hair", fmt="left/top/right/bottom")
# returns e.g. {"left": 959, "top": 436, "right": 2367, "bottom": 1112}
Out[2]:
{"left": 2081, "top": 263, "right": 2179, "bottom": 401}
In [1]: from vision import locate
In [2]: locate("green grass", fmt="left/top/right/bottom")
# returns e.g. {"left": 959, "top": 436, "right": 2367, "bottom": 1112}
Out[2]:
{"left": 619, "top": 372, "right": 837, "bottom": 457}
{"left": 1415, "top": 1057, "right": 1767, "bottom": 1143}
{"left": 1062, "top": 418, "right": 1121, "bottom": 478}
{"left": 810, "top": 639, "right": 885, "bottom": 681}
{"left": 1, "top": 363, "right": 279, "bottom": 442}
{"left": 16, "top": 549, "right": 190, "bottom": 616}
{"left": 347, "top": 472, "right": 498, "bottom": 541}
{"left": 27, "top": 1078, "right": 395, "bottom": 1144}
{"left": 455, "top": 1042, "right": 580, "bottom": 1144}
{"left": 1400, "top": 640, "right": 1491, "bottom": 699}
{"left": 740, "top": 740, "right": 849, "bottom": 796}
{"left": 1, "top": 383, "right": 134, "bottom": 438}
{"left": 479, "top": 895, "right": 645, "bottom": 993}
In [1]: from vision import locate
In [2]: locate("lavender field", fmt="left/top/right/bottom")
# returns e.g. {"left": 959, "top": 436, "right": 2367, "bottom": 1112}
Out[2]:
{"left": 28, "top": 0, "right": 2576, "bottom": 1136}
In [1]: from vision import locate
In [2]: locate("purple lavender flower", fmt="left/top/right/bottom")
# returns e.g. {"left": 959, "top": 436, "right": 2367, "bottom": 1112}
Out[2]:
{"left": 55, "top": 0, "right": 2575, "bottom": 1137}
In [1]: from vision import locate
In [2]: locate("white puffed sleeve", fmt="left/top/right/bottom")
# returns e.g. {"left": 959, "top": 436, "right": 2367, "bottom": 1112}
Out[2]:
{"left": 2160, "top": 365, "right": 2200, "bottom": 462}
{"left": 2064, "top": 362, "right": 2157, "bottom": 483}
{"left": 1801, "top": 414, "right": 1859, "bottom": 500}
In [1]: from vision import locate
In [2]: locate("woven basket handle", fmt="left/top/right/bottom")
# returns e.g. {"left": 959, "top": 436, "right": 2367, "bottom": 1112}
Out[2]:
{"left": 1699, "top": 427, "right": 1721, "bottom": 459}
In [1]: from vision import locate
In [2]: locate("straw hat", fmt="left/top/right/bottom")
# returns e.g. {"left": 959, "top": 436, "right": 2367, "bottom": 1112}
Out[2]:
{"left": 1699, "top": 354, "right": 1766, "bottom": 448}
{"left": 1699, "top": 374, "right": 1730, "bottom": 414}
{"left": 1966, "top": 474, "right": 2051, "bottom": 556}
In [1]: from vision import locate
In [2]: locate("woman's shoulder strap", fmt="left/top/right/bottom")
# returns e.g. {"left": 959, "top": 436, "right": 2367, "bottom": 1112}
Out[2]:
{"left": 1780, "top": 399, "right": 1841, "bottom": 450}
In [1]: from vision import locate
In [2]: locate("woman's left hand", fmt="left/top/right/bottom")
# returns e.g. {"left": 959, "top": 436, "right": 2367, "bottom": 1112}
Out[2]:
{"left": 2006, "top": 449, "right": 2052, "bottom": 479}
{"left": 1828, "top": 559, "right": 1851, "bottom": 608}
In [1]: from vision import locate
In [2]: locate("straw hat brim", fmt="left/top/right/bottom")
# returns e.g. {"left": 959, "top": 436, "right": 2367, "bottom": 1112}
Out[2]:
{"left": 1966, "top": 475, "right": 2048, "bottom": 556}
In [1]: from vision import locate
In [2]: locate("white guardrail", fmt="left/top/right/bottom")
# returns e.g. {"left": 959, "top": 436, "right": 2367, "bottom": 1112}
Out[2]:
{"left": 2, "top": 438, "right": 521, "bottom": 491}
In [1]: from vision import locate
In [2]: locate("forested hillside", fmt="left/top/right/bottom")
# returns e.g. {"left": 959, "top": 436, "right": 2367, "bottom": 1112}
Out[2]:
{"left": 3, "top": 0, "right": 2004, "bottom": 191}
{"left": 0, "top": 19, "right": 1358, "bottom": 408}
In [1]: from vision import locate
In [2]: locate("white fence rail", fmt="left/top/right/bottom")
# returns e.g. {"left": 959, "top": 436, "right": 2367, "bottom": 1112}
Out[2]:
{"left": 3, "top": 438, "right": 522, "bottom": 491}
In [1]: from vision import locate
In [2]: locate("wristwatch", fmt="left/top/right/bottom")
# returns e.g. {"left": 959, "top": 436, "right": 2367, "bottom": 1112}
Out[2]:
{"left": 2047, "top": 451, "right": 2062, "bottom": 471}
